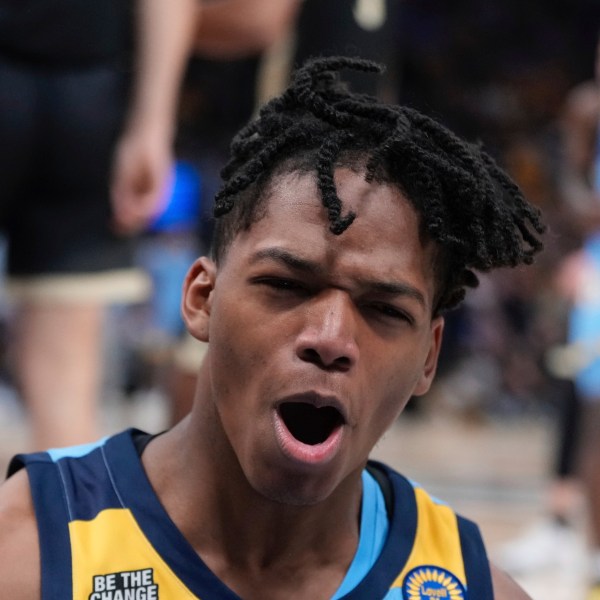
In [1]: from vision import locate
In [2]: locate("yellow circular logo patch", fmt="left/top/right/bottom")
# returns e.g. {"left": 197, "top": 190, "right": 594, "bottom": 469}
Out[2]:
{"left": 402, "top": 565, "right": 466, "bottom": 600}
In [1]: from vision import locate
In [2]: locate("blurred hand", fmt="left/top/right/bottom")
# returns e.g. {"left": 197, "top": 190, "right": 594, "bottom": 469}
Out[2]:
{"left": 110, "top": 124, "right": 173, "bottom": 235}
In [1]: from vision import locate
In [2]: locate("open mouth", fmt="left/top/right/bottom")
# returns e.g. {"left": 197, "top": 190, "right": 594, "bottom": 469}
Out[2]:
{"left": 279, "top": 402, "right": 345, "bottom": 446}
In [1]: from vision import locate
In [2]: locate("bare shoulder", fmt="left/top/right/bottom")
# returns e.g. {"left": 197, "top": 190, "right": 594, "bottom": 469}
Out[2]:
{"left": 0, "top": 469, "right": 40, "bottom": 599}
{"left": 491, "top": 561, "right": 532, "bottom": 600}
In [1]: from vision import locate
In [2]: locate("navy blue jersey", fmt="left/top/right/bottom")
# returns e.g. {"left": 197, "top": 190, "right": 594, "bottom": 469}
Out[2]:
{"left": 8, "top": 429, "right": 493, "bottom": 599}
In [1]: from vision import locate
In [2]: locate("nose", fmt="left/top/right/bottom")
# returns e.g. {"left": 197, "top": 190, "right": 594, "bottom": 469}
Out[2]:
{"left": 295, "top": 291, "right": 359, "bottom": 371}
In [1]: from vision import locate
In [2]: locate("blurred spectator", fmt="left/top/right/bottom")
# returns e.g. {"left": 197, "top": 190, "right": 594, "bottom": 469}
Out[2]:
{"left": 493, "top": 31, "right": 600, "bottom": 597}
{"left": 494, "top": 266, "right": 585, "bottom": 576}
{"left": 558, "top": 32, "right": 600, "bottom": 597}
{"left": 395, "top": 0, "right": 600, "bottom": 418}
{"left": 0, "top": 0, "right": 196, "bottom": 449}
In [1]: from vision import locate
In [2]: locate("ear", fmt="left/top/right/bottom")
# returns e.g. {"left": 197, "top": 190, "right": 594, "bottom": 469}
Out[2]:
{"left": 181, "top": 257, "right": 217, "bottom": 343}
{"left": 413, "top": 316, "right": 445, "bottom": 397}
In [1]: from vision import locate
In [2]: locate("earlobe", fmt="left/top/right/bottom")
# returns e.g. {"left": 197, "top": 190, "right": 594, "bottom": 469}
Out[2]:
{"left": 181, "top": 257, "right": 217, "bottom": 343}
{"left": 413, "top": 316, "right": 445, "bottom": 396}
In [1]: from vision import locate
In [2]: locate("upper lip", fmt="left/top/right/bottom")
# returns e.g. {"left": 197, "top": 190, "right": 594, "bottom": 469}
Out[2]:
{"left": 275, "top": 391, "right": 349, "bottom": 424}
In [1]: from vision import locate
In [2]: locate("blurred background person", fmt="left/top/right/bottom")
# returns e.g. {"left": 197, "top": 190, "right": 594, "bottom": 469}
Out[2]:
{"left": 0, "top": 0, "right": 196, "bottom": 449}
{"left": 557, "top": 31, "right": 600, "bottom": 598}
{"left": 489, "top": 28, "right": 600, "bottom": 598}
{"left": 494, "top": 276, "right": 585, "bottom": 576}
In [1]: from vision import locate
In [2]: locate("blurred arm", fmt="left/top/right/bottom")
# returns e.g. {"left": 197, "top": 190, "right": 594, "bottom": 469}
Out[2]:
{"left": 111, "top": 0, "right": 198, "bottom": 234}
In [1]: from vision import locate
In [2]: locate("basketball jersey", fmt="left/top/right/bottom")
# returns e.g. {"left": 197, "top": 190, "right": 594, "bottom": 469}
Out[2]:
{"left": 8, "top": 429, "right": 493, "bottom": 599}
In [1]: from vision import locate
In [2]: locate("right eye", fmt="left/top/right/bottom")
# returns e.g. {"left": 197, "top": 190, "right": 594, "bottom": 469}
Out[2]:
{"left": 364, "top": 302, "right": 414, "bottom": 326}
{"left": 254, "top": 277, "right": 308, "bottom": 294}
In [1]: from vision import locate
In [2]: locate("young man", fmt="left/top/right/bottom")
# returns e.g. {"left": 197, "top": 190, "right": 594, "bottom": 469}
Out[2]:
{"left": 0, "top": 57, "right": 544, "bottom": 599}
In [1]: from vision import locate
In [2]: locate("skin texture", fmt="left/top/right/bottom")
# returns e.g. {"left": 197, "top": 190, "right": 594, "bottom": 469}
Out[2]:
{"left": 0, "top": 168, "right": 531, "bottom": 599}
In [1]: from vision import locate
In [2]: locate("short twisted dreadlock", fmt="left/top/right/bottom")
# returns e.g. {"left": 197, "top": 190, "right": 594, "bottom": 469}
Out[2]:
{"left": 211, "top": 56, "right": 545, "bottom": 314}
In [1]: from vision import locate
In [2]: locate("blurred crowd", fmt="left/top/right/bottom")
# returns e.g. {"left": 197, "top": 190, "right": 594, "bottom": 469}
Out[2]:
{"left": 393, "top": 0, "right": 596, "bottom": 418}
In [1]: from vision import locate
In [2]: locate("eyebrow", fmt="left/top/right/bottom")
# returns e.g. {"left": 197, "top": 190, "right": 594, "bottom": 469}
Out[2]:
{"left": 250, "top": 247, "right": 427, "bottom": 308}
{"left": 251, "top": 247, "right": 321, "bottom": 275}
{"left": 358, "top": 279, "right": 426, "bottom": 307}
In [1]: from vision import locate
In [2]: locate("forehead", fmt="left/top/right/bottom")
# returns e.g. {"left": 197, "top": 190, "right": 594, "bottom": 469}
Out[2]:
{"left": 249, "top": 167, "right": 426, "bottom": 250}
{"left": 223, "top": 168, "right": 439, "bottom": 309}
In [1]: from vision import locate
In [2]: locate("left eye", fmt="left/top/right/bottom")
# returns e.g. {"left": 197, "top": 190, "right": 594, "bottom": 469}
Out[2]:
{"left": 366, "top": 303, "right": 412, "bottom": 323}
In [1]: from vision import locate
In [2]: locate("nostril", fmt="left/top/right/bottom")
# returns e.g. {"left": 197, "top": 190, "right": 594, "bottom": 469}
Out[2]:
{"left": 299, "top": 347, "right": 352, "bottom": 371}
{"left": 300, "top": 348, "right": 321, "bottom": 365}
{"left": 335, "top": 356, "right": 351, "bottom": 369}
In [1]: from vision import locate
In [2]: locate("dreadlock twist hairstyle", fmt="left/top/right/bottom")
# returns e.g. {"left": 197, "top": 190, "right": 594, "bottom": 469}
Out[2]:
{"left": 212, "top": 56, "right": 545, "bottom": 313}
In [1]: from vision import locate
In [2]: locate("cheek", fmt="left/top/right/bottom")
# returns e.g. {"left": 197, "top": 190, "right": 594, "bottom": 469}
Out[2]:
{"left": 211, "top": 284, "right": 296, "bottom": 368}
{"left": 209, "top": 334, "right": 256, "bottom": 395}
{"left": 376, "top": 384, "right": 413, "bottom": 425}
{"left": 208, "top": 301, "right": 274, "bottom": 399}
{"left": 365, "top": 360, "right": 425, "bottom": 427}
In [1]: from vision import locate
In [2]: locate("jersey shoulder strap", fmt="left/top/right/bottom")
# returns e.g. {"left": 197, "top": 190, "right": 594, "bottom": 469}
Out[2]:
{"left": 7, "top": 433, "right": 134, "bottom": 599}
{"left": 365, "top": 461, "right": 493, "bottom": 599}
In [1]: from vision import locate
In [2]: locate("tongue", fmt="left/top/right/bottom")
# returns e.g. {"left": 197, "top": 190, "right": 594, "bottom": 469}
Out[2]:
{"left": 279, "top": 402, "right": 341, "bottom": 445}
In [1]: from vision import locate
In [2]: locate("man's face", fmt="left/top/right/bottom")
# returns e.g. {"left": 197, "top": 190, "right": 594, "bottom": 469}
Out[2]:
{"left": 186, "top": 167, "right": 444, "bottom": 505}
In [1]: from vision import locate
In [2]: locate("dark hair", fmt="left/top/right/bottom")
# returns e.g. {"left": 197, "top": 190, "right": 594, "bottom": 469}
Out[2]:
{"left": 211, "top": 56, "right": 545, "bottom": 314}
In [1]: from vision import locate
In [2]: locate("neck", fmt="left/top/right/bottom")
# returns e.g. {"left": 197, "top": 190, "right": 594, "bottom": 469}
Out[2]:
{"left": 142, "top": 371, "right": 363, "bottom": 580}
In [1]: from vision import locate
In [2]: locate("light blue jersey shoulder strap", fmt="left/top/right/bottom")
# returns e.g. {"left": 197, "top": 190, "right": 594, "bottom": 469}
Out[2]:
{"left": 331, "top": 469, "right": 389, "bottom": 599}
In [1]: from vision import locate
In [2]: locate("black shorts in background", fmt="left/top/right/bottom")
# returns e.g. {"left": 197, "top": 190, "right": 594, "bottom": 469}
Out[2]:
{"left": 0, "top": 57, "right": 135, "bottom": 277}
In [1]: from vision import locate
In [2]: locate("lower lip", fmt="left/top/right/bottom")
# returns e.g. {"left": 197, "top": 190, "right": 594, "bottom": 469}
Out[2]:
{"left": 273, "top": 410, "right": 345, "bottom": 466}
